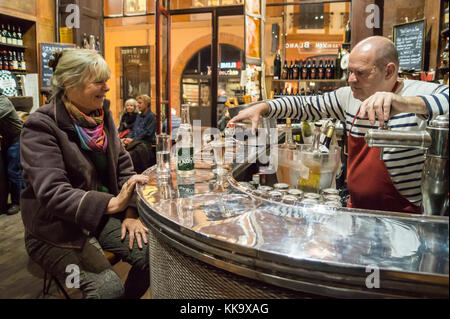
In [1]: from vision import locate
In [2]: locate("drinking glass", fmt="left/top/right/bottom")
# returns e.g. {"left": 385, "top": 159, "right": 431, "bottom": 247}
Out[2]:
{"left": 156, "top": 133, "right": 171, "bottom": 178}
{"left": 210, "top": 139, "right": 227, "bottom": 192}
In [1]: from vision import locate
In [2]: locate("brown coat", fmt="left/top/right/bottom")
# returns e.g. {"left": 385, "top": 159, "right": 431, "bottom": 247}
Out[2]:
{"left": 20, "top": 98, "right": 136, "bottom": 249}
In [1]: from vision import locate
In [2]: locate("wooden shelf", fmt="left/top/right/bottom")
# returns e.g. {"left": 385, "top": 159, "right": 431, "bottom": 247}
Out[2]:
{"left": 272, "top": 79, "right": 347, "bottom": 82}
{"left": 0, "top": 43, "right": 27, "bottom": 50}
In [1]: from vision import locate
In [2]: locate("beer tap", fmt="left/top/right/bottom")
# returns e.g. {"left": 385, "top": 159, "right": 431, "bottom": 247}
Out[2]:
{"left": 364, "top": 115, "right": 449, "bottom": 216}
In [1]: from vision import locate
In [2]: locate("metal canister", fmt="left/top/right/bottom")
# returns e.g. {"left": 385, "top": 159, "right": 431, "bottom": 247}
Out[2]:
{"left": 325, "top": 200, "right": 342, "bottom": 207}
{"left": 249, "top": 181, "right": 259, "bottom": 189}
{"left": 301, "top": 198, "right": 319, "bottom": 205}
{"left": 259, "top": 186, "right": 273, "bottom": 193}
{"left": 239, "top": 182, "right": 251, "bottom": 189}
{"left": 274, "top": 183, "right": 289, "bottom": 190}
{"left": 252, "top": 174, "right": 260, "bottom": 185}
{"left": 282, "top": 195, "right": 298, "bottom": 202}
{"left": 268, "top": 191, "right": 283, "bottom": 199}
{"left": 288, "top": 189, "right": 304, "bottom": 199}
{"left": 324, "top": 194, "right": 341, "bottom": 202}
{"left": 321, "top": 188, "right": 340, "bottom": 196}
{"left": 304, "top": 192, "right": 321, "bottom": 201}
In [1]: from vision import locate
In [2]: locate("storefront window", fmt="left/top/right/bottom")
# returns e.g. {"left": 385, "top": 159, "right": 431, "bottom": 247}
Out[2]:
{"left": 171, "top": 0, "right": 244, "bottom": 10}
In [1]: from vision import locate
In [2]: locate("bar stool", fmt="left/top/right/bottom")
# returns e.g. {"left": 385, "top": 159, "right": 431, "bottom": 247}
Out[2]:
{"left": 42, "top": 250, "right": 121, "bottom": 299}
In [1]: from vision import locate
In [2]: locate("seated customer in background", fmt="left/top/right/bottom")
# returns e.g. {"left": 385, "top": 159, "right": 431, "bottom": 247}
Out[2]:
{"left": 20, "top": 48, "right": 150, "bottom": 299}
{"left": 0, "top": 93, "right": 25, "bottom": 215}
{"left": 121, "top": 94, "right": 156, "bottom": 173}
{"left": 118, "top": 98, "right": 138, "bottom": 138}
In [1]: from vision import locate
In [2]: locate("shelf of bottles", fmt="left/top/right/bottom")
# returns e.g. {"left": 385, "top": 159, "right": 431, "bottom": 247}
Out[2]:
{"left": 0, "top": 22, "right": 27, "bottom": 73}
{"left": 438, "top": 4, "right": 449, "bottom": 84}
{"left": 270, "top": 44, "right": 347, "bottom": 98}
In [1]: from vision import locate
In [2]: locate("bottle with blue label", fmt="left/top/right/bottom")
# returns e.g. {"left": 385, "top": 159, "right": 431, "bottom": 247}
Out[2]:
{"left": 176, "top": 104, "right": 194, "bottom": 177}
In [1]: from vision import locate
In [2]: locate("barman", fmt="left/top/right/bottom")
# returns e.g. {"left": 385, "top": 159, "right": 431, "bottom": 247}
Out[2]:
{"left": 230, "top": 36, "right": 449, "bottom": 214}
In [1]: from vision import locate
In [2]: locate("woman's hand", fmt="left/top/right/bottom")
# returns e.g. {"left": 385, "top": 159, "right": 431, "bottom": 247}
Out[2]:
{"left": 229, "top": 102, "right": 269, "bottom": 134}
{"left": 121, "top": 216, "right": 149, "bottom": 249}
{"left": 105, "top": 174, "right": 149, "bottom": 214}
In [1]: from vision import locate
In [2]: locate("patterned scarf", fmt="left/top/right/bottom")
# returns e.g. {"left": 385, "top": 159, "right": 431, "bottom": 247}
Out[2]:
{"left": 63, "top": 98, "right": 108, "bottom": 153}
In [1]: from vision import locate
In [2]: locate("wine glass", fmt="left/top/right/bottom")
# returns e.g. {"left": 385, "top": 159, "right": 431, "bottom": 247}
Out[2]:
{"left": 210, "top": 139, "right": 228, "bottom": 192}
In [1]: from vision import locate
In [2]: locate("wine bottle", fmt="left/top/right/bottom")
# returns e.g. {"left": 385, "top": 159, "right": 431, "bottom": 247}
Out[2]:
{"left": 281, "top": 60, "right": 288, "bottom": 80}
{"left": 322, "top": 119, "right": 336, "bottom": 149}
{"left": 17, "top": 27, "right": 23, "bottom": 46}
{"left": 280, "top": 118, "right": 297, "bottom": 150}
{"left": 301, "top": 58, "right": 308, "bottom": 80}
{"left": 318, "top": 58, "right": 324, "bottom": 79}
{"left": 273, "top": 47, "right": 282, "bottom": 79}
{"left": 310, "top": 58, "right": 317, "bottom": 80}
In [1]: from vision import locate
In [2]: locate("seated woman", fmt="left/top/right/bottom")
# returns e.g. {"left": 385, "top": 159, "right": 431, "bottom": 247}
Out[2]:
{"left": 20, "top": 48, "right": 150, "bottom": 299}
{"left": 118, "top": 98, "right": 138, "bottom": 138}
{"left": 121, "top": 94, "right": 156, "bottom": 173}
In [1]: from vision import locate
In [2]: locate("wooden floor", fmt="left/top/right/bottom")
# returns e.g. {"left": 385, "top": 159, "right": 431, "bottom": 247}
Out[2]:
{"left": 0, "top": 211, "right": 150, "bottom": 299}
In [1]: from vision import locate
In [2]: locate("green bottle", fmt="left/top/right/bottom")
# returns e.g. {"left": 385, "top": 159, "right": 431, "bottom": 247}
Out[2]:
{"left": 177, "top": 104, "right": 194, "bottom": 177}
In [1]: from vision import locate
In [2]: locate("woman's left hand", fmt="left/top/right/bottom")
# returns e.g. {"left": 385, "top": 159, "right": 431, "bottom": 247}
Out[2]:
{"left": 121, "top": 217, "right": 149, "bottom": 249}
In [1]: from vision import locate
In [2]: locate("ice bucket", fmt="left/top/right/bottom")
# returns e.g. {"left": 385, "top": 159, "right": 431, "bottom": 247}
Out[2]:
{"left": 276, "top": 144, "right": 341, "bottom": 193}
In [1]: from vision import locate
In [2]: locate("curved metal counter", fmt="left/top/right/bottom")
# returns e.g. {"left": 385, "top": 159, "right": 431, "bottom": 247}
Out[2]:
{"left": 137, "top": 155, "right": 449, "bottom": 299}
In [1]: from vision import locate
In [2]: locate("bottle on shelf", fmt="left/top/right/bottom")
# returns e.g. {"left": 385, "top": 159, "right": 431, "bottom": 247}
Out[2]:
{"left": 310, "top": 58, "right": 317, "bottom": 80}
{"left": 273, "top": 46, "right": 282, "bottom": 80}
{"left": 288, "top": 60, "right": 294, "bottom": 79}
{"left": 300, "top": 87, "right": 305, "bottom": 96}
{"left": 306, "top": 87, "right": 311, "bottom": 96}
{"left": 11, "top": 26, "right": 17, "bottom": 45}
{"left": 12, "top": 51, "right": 18, "bottom": 70}
{"left": 1, "top": 24, "right": 7, "bottom": 44}
{"left": 281, "top": 60, "right": 289, "bottom": 80}
{"left": 20, "top": 52, "right": 26, "bottom": 71}
{"left": 95, "top": 36, "right": 101, "bottom": 51}
{"left": 280, "top": 118, "right": 297, "bottom": 150}
{"left": 1, "top": 51, "right": 8, "bottom": 70}
{"left": 344, "top": 20, "right": 351, "bottom": 43}
{"left": 177, "top": 104, "right": 195, "bottom": 177}
{"left": 6, "top": 24, "right": 13, "bottom": 45}
{"left": 17, "top": 27, "right": 23, "bottom": 46}
{"left": 82, "top": 33, "right": 89, "bottom": 49}
{"left": 301, "top": 58, "right": 308, "bottom": 80}
{"left": 293, "top": 60, "right": 299, "bottom": 80}
{"left": 318, "top": 58, "right": 324, "bottom": 79}
{"left": 306, "top": 58, "right": 312, "bottom": 80}
{"left": 336, "top": 45, "right": 343, "bottom": 79}
{"left": 8, "top": 50, "right": 14, "bottom": 70}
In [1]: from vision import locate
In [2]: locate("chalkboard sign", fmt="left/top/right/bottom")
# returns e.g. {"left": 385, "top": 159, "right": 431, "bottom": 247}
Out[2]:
{"left": 39, "top": 42, "right": 75, "bottom": 91}
{"left": 393, "top": 19, "right": 426, "bottom": 72}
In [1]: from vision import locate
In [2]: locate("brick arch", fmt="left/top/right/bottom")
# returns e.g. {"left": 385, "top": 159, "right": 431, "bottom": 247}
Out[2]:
{"left": 171, "top": 33, "right": 244, "bottom": 116}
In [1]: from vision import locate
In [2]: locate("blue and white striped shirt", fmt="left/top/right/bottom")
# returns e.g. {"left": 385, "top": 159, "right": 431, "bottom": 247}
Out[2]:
{"left": 266, "top": 79, "right": 449, "bottom": 205}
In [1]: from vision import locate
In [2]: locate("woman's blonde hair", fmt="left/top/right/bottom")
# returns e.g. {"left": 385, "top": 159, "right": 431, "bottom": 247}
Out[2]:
{"left": 50, "top": 48, "right": 111, "bottom": 100}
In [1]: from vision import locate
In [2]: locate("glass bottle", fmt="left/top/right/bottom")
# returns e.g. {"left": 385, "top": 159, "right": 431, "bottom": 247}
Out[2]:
{"left": 280, "top": 118, "right": 297, "bottom": 150}
{"left": 281, "top": 60, "right": 288, "bottom": 80}
{"left": 17, "top": 27, "right": 23, "bottom": 46}
{"left": 11, "top": 26, "right": 17, "bottom": 45}
{"left": 176, "top": 104, "right": 195, "bottom": 177}
{"left": 322, "top": 119, "right": 336, "bottom": 149}
{"left": 302, "top": 120, "right": 313, "bottom": 144}
{"left": 318, "top": 58, "right": 324, "bottom": 79}
{"left": 273, "top": 47, "right": 281, "bottom": 79}
{"left": 1, "top": 24, "right": 6, "bottom": 44}
{"left": 12, "top": 51, "right": 18, "bottom": 70}
{"left": 310, "top": 58, "right": 317, "bottom": 80}
{"left": 310, "top": 122, "right": 322, "bottom": 152}
{"left": 6, "top": 24, "right": 12, "bottom": 44}
{"left": 20, "top": 52, "right": 26, "bottom": 71}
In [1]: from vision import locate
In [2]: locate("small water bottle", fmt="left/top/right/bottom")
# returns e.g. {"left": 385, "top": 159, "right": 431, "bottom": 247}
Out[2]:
{"left": 224, "top": 122, "right": 235, "bottom": 164}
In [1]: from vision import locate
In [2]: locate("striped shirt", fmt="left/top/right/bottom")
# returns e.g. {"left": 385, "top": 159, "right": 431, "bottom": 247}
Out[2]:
{"left": 266, "top": 79, "right": 449, "bottom": 205}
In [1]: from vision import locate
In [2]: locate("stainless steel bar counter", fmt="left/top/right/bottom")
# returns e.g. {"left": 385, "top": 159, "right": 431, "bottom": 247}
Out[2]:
{"left": 137, "top": 149, "right": 449, "bottom": 299}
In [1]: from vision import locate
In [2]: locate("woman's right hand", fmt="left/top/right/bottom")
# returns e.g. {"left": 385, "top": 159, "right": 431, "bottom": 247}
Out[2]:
{"left": 229, "top": 102, "right": 269, "bottom": 134}
{"left": 105, "top": 174, "right": 149, "bottom": 214}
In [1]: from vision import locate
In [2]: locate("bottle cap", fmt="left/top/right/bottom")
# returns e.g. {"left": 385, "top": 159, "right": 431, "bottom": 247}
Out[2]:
{"left": 227, "top": 122, "right": 235, "bottom": 128}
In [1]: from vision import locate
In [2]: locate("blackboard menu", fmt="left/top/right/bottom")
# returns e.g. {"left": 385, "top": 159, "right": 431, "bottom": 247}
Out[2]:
{"left": 393, "top": 19, "right": 426, "bottom": 72}
{"left": 39, "top": 42, "right": 75, "bottom": 91}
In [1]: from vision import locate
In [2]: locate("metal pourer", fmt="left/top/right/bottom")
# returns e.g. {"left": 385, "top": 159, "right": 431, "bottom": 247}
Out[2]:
{"left": 364, "top": 115, "right": 449, "bottom": 216}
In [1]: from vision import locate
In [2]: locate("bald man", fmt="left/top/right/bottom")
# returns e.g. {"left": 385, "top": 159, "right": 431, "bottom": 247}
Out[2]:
{"left": 230, "top": 36, "right": 449, "bottom": 214}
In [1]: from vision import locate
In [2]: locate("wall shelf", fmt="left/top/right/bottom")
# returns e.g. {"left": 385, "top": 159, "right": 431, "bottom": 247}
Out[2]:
{"left": 0, "top": 43, "right": 27, "bottom": 50}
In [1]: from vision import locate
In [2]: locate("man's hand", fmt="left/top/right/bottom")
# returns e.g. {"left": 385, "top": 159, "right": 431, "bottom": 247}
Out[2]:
{"left": 359, "top": 92, "right": 427, "bottom": 126}
{"left": 229, "top": 102, "right": 269, "bottom": 134}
